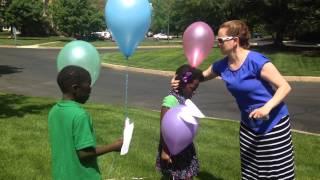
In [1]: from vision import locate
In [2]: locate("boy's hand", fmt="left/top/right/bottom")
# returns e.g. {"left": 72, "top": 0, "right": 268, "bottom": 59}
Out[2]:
{"left": 161, "top": 149, "right": 172, "bottom": 164}
{"left": 112, "top": 138, "right": 123, "bottom": 152}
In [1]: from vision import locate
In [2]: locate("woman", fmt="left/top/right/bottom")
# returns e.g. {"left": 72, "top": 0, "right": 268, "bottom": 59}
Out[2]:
{"left": 172, "top": 20, "right": 295, "bottom": 179}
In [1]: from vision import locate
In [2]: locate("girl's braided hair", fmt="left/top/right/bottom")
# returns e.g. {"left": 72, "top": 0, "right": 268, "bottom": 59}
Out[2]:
{"left": 175, "top": 64, "right": 204, "bottom": 88}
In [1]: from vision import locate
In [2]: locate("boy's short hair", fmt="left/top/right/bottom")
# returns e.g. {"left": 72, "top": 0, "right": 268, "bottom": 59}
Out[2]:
{"left": 57, "top": 65, "right": 91, "bottom": 93}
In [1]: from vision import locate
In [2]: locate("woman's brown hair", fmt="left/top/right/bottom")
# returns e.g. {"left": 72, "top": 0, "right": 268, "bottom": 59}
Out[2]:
{"left": 220, "top": 20, "right": 251, "bottom": 49}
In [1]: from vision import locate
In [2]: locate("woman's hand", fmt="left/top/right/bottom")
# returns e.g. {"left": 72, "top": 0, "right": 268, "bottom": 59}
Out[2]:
{"left": 161, "top": 149, "right": 172, "bottom": 164}
{"left": 170, "top": 75, "right": 179, "bottom": 92}
{"left": 249, "top": 105, "right": 272, "bottom": 120}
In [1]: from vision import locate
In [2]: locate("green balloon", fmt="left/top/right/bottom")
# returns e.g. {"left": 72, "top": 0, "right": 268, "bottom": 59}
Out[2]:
{"left": 57, "top": 40, "right": 101, "bottom": 86}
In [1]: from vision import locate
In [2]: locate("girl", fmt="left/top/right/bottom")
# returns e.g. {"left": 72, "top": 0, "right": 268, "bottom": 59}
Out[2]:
{"left": 156, "top": 64, "right": 203, "bottom": 180}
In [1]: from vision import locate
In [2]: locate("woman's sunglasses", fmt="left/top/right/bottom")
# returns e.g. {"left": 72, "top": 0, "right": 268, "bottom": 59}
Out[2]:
{"left": 217, "top": 36, "right": 236, "bottom": 44}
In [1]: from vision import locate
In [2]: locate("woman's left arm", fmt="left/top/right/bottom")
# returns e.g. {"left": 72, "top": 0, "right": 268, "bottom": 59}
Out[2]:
{"left": 249, "top": 62, "right": 292, "bottom": 119}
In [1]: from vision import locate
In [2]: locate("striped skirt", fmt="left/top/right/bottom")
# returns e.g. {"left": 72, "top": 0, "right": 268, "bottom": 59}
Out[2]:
{"left": 240, "top": 115, "right": 295, "bottom": 180}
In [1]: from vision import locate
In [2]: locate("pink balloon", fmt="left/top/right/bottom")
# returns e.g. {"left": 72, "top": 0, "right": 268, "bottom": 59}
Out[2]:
{"left": 161, "top": 105, "right": 198, "bottom": 155}
{"left": 183, "top": 21, "right": 214, "bottom": 68}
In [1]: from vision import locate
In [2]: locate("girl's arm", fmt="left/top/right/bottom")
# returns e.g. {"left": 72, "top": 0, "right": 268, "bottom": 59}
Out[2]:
{"left": 160, "top": 106, "right": 172, "bottom": 163}
{"left": 249, "top": 62, "right": 291, "bottom": 119}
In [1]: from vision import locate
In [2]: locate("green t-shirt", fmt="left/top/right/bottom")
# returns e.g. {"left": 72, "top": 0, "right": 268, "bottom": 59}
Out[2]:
{"left": 162, "top": 95, "right": 179, "bottom": 108}
{"left": 48, "top": 100, "right": 101, "bottom": 180}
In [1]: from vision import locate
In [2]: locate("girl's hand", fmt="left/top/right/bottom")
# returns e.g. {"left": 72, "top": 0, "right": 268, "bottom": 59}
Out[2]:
{"left": 161, "top": 149, "right": 172, "bottom": 164}
{"left": 170, "top": 75, "right": 179, "bottom": 92}
{"left": 249, "top": 105, "right": 272, "bottom": 120}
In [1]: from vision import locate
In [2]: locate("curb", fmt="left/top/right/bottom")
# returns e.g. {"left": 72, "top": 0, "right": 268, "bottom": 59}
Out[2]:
{"left": 102, "top": 63, "right": 175, "bottom": 77}
{"left": 102, "top": 63, "right": 320, "bottom": 82}
{"left": 282, "top": 76, "right": 320, "bottom": 82}
{"left": 1, "top": 45, "right": 320, "bottom": 82}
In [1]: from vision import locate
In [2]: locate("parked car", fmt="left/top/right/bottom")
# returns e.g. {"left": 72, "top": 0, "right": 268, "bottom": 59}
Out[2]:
{"left": 93, "top": 31, "right": 112, "bottom": 40}
{"left": 146, "top": 31, "right": 153, "bottom": 37}
{"left": 153, "top": 33, "right": 173, "bottom": 40}
{"left": 75, "top": 33, "right": 100, "bottom": 41}
{"left": 252, "top": 32, "right": 263, "bottom": 38}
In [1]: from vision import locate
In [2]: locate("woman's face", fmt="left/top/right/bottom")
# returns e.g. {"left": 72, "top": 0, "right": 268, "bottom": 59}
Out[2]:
{"left": 182, "top": 79, "right": 200, "bottom": 99}
{"left": 217, "top": 27, "right": 238, "bottom": 55}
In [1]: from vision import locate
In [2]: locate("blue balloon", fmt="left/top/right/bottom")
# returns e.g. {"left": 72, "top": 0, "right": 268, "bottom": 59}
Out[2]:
{"left": 105, "top": 0, "right": 152, "bottom": 58}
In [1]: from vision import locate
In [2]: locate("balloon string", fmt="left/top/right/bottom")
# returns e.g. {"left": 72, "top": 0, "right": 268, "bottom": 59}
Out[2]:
{"left": 107, "top": 57, "right": 128, "bottom": 178}
{"left": 125, "top": 57, "right": 129, "bottom": 118}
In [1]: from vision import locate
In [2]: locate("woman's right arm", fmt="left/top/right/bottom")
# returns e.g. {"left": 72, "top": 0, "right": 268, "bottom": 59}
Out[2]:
{"left": 202, "top": 65, "right": 218, "bottom": 82}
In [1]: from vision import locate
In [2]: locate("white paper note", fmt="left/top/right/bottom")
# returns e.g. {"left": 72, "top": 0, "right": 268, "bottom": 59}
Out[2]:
{"left": 120, "top": 117, "right": 134, "bottom": 155}
{"left": 185, "top": 99, "right": 205, "bottom": 118}
{"left": 179, "top": 110, "right": 198, "bottom": 125}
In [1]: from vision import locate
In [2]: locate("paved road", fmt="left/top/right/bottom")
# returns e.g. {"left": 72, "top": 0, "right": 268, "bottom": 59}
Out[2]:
{"left": 0, "top": 48, "right": 319, "bottom": 134}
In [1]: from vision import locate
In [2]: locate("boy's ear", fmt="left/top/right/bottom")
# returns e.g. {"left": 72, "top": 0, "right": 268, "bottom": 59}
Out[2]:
{"left": 71, "top": 84, "right": 79, "bottom": 92}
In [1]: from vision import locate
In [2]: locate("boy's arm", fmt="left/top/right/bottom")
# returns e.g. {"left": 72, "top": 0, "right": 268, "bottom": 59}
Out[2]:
{"left": 77, "top": 138, "right": 123, "bottom": 160}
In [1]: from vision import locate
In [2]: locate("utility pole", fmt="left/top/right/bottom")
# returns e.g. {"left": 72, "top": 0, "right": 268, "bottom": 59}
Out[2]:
{"left": 167, "top": 13, "right": 170, "bottom": 42}
{"left": 13, "top": 26, "right": 17, "bottom": 46}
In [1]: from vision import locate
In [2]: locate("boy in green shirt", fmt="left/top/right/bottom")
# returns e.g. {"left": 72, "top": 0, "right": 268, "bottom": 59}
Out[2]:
{"left": 48, "top": 65, "right": 123, "bottom": 180}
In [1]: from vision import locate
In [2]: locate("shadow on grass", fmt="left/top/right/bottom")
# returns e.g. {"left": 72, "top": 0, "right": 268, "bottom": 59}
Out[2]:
{"left": 0, "top": 37, "right": 12, "bottom": 39}
{"left": 0, "top": 94, "right": 54, "bottom": 118}
{"left": 197, "top": 171, "right": 223, "bottom": 180}
{"left": 159, "top": 171, "right": 223, "bottom": 180}
{"left": 252, "top": 44, "right": 320, "bottom": 57}
{"left": 0, "top": 65, "right": 23, "bottom": 77}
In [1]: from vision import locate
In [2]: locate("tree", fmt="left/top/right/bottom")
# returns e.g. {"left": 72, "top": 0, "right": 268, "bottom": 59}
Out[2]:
{"left": 293, "top": 0, "right": 320, "bottom": 42}
{"left": 151, "top": 0, "right": 173, "bottom": 34}
{"left": 0, "top": 0, "right": 6, "bottom": 31}
{"left": 170, "top": 0, "right": 229, "bottom": 34}
{"left": 50, "top": 0, "right": 105, "bottom": 38}
{"left": 241, "top": 0, "right": 320, "bottom": 46}
{"left": 5, "top": 0, "right": 51, "bottom": 36}
{"left": 152, "top": 0, "right": 248, "bottom": 35}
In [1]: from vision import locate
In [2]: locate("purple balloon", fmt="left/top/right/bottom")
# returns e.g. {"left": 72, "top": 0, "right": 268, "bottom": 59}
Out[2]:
{"left": 183, "top": 21, "right": 214, "bottom": 68}
{"left": 161, "top": 105, "right": 198, "bottom": 155}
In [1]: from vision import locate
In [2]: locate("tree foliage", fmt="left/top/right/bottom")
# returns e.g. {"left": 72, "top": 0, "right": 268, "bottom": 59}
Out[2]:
{"left": 49, "top": 0, "right": 105, "bottom": 37}
{"left": 1, "top": 0, "right": 318, "bottom": 43}
{"left": 4, "top": 0, "right": 50, "bottom": 36}
{"left": 0, "top": 0, "right": 11, "bottom": 29}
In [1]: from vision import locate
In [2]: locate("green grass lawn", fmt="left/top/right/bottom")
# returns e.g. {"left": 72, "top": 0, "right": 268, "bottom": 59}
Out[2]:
{"left": 0, "top": 93, "right": 319, "bottom": 179}
{"left": 101, "top": 47, "right": 320, "bottom": 76}
{"left": 0, "top": 32, "right": 73, "bottom": 46}
{"left": 40, "top": 38, "right": 182, "bottom": 47}
{"left": 0, "top": 32, "right": 181, "bottom": 47}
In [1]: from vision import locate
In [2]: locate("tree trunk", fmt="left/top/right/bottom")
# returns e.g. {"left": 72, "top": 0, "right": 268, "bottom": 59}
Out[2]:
{"left": 274, "top": 31, "right": 284, "bottom": 47}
